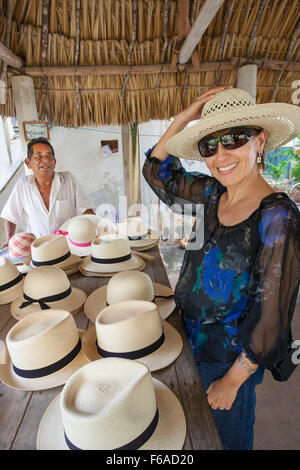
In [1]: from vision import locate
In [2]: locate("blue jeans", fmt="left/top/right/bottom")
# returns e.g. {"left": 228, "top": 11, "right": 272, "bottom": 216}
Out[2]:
{"left": 197, "top": 361, "right": 264, "bottom": 450}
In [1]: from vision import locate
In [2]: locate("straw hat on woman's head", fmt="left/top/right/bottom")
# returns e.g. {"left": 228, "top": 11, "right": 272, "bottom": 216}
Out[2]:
{"left": 166, "top": 87, "right": 300, "bottom": 161}
{"left": 37, "top": 357, "right": 186, "bottom": 450}
{"left": 82, "top": 300, "right": 183, "bottom": 371}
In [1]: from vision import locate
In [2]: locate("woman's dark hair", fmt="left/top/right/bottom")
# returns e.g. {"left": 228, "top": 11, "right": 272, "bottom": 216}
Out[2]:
{"left": 27, "top": 137, "right": 55, "bottom": 159}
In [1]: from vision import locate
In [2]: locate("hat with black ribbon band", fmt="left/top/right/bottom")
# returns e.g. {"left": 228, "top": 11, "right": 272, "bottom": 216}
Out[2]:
{"left": 96, "top": 330, "right": 165, "bottom": 360}
{"left": 32, "top": 251, "right": 71, "bottom": 267}
{"left": 91, "top": 253, "right": 131, "bottom": 264}
{"left": 12, "top": 337, "right": 81, "bottom": 379}
{"left": 128, "top": 233, "right": 148, "bottom": 241}
{"left": 105, "top": 294, "right": 174, "bottom": 307}
{"left": 0, "top": 273, "right": 23, "bottom": 292}
{"left": 64, "top": 407, "right": 159, "bottom": 450}
{"left": 19, "top": 286, "right": 72, "bottom": 310}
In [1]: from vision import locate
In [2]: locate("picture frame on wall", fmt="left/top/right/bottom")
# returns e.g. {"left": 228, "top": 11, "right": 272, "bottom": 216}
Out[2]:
{"left": 23, "top": 121, "right": 50, "bottom": 141}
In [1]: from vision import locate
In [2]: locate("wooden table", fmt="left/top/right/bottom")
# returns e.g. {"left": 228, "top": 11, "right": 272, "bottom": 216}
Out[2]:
{"left": 0, "top": 245, "right": 222, "bottom": 450}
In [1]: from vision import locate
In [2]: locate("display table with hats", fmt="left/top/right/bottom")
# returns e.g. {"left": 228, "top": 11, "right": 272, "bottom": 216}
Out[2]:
{"left": 0, "top": 245, "right": 222, "bottom": 450}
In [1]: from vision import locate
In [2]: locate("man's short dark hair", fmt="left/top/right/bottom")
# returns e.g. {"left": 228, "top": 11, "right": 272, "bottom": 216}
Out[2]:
{"left": 27, "top": 137, "right": 55, "bottom": 159}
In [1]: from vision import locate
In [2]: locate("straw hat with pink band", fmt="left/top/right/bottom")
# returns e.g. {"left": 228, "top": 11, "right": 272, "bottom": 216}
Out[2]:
{"left": 84, "top": 270, "right": 175, "bottom": 322}
{"left": 10, "top": 266, "right": 87, "bottom": 320}
{"left": 36, "top": 358, "right": 186, "bottom": 450}
{"left": 82, "top": 300, "right": 183, "bottom": 372}
{"left": 0, "top": 309, "right": 90, "bottom": 390}
{"left": 0, "top": 256, "right": 24, "bottom": 305}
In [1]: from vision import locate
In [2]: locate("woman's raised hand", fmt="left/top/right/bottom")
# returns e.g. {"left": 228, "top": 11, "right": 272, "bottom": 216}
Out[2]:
{"left": 176, "top": 86, "right": 232, "bottom": 125}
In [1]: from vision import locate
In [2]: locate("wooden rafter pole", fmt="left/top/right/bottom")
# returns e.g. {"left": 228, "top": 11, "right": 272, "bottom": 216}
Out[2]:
{"left": 75, "top": 0, "right": 81, "bottom": 117}
{"left": 0, "top": 0, "right": 13, "bottom": 104}
{"left": 170, "top": 0, "right": 190, "bottom": 71}
{"left": 0, "top": 41, "right": 24, "bottom": 69}
{"left": 271, "top": 16, "right": 300, "bottom": 101}
{"left": 214, "top": 0, "right": 235, "bottom": 85}
{"left": 17, "top": 58, "right": 300, "bottom": 77}
{"left": 40, "top": 0, "right": 50, "bottom": 110}
{"left": 246, "top": 0, "right": 267, "bottom": 56}
{"left": 121, "top": 0, "right": 137, "bottom": 102}
{"left": 178, "top": 0, "right": 225, "bottom": 65}
{"left": 155, "top": 0, "right": 169, "bottom": 90}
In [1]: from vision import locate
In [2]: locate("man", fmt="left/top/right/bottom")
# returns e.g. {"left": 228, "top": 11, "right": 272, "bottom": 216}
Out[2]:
{"left": 0, "top": 137, "right": 94, "bottom": 248}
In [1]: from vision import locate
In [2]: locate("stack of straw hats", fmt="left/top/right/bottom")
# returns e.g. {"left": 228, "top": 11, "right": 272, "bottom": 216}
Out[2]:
{"left": 117, "top": 216, "right": 159, "bottom": 251}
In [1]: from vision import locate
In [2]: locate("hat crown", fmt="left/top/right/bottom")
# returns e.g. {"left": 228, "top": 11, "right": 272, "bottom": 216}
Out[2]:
{"left": 91, "top": 236, "right": 130, "bottom": 259}
{"left": 96, "top": 300, "right": 162, "bottom": 354}
{"left": 68, "top": 217, "right": 96, "bottom": 243}
{"left": 202, "top": 88, "right": 255, "bottom": 120}
{"left": 8, "top": 232, "right": 36, "bottom": 258}
{"left": 107, "top": 270, "right": 154, "bottom": 304}
{"left": 31, "top": 235, "right": 69, "bottom": 261}
{"left": 0, "top": 256, "right": 20, "bottom": 284}
{"left": 24, "top": 266, "right": 70, "bottom": 298}
{"left": 118, "top": 217, "right": 148, "bottom": 238}
{"left": 7, "top": 310, "right": 79, "bottom": 370}
{"left": 61, "top": 358, "right": 157, "bottom": 450}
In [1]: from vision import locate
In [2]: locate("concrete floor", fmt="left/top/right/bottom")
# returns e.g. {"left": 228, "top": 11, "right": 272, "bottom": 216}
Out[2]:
{"left": 159, "top": 242, "right": 300, "bottom": 451}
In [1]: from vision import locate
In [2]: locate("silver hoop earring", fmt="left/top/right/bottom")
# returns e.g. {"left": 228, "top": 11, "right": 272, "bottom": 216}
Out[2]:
{"left": 257, "top": 151, "right": 263, "bottom": 164}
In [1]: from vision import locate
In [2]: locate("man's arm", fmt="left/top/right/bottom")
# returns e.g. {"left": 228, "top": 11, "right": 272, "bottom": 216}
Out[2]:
{"left": 0, "top": 220, "right": 16, "bottom": 250}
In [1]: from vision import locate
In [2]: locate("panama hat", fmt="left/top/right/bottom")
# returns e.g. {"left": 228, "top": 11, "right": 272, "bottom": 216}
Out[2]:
{"left": 0, "top": 310, "right": 89, "bottom": 390}
{"left": 117, "top": 216, "right": 159, "bottom": 250}
{"left": 82, "top": 300, "right": 182, "bottom": 372}
{"left": 84, "top": 270, "right": 175, "bottom": 322}
{"left": 66, "top": 216, "right": 97, "bottom": 257}
{"left": 79, "top": 235, "right": 145, "bottom": 277}
{"left": 57, "top": 214, "right": 116, "bottom": 236}
{"left": 10, "top": 266, "right": 87, "bottom": 320}
{"left": 165, "top": 87, "right": 300, "bottom": 161}
{"left": 30, "top": 234, "right": 81, "bottom": 271}
{"left": 36, "top": 357, "right": 186, "bottom": 450}
{"left": 0, "top": 256, "right": 24, "bottom": 305}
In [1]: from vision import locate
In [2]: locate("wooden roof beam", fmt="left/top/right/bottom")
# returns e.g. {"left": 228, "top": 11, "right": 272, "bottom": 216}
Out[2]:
{"left": 178, "top": 0, "right": 225, "bottom": 65}
{"left": 0, "top": 41, "right": 24, "bottom": 69}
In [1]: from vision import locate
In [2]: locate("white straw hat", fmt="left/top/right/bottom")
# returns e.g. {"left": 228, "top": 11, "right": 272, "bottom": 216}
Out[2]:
{"left": 117, "top": 216, "right": 159, "bottom": 249}
{"left": 166, "top": 87, "right": 300, "bottom": 161}
{"left": 36, "top": 358, "right": 186, "bottom": 450}
{"left": 57, "top": 214, "right": 116, "bottom": 236}
{"left": 30, "top": 234, "right": 81, "bottom": 270}
{"left": 67, "top": 216, "right": 97, "bottom": 257}
{"left": 10, "top": 266, "right": 87, "bottom": 320}
{"left": 0, "top": 256, "right": 24, "bottom": 305}
{"left": 0, "top": 310, "right": 89, "bottom": 390}
{"left": 79, "top": 235, "right": 145, "bottom": 276}
{"left": 82, "top": 300, "right": 182, "bottom": 371}
{"left": 84, "top": 270, "right": 175, "bottom": 322}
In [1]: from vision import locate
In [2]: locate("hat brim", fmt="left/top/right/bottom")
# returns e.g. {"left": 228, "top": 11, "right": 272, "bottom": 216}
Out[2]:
{"left": 81, "top": 320, "right": 182, "bottom": 372}
{"left": 0, "top": 331, "right": 89, "bottom": 391}
{"left": 36, "top": 376, "right": 186, "bottom": 450}
{"left": 30, "top": 253, "right": 81, "bottom": 270}
{"left": 84, "top": 283, "right": 175, "bottom": 323}
{"left": 0, "top": 278, "right": 24, "bottom": 305}
{"left": 128, "top": 230, "right": 159, "bottom": 248}
{"left": 10, "top": 287, "right": 87, "bottom": 321}
{"left": 79, "top": 253, "right": 146, "bottom": 275}
{"left": 166, "top": 102, "right": 300, "bottom": 160}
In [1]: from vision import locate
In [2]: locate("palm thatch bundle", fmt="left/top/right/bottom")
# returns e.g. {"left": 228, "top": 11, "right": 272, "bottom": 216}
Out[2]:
{"left": 0, "top": 0, "right": 299, "bottom": 126}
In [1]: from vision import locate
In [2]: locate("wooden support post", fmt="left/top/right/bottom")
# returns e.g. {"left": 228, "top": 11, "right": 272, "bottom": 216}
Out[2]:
{"left": 237, "top": 64, "right": 257, "bottom": 101}
{"left": 121, "top": 123, "right": 141, "bottom": 210}
{"left": 10, "top": 76, "right": 39, "bottom": 164}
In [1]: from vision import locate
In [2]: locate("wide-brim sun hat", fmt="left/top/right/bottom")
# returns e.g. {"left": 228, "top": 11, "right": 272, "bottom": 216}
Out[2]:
{"left": 0, "top": 309, "right": 89, "bottom": 390}
{"left": 79, "top": 235, "right": 145, "bottom": 276}
{"left": 36, "top": 357, "right": 186, "bottom": 450}
{"left": 82, "top": 300, "right": 183, "bottom": 372}
{"left": 30, "top": 234, "right": 81, "bottom": 270}
{"left": 165, "top": 87, "right": 300, "bottom": 161}
{"left": 84, "top": 270, "right": 175, "bottom": 322}
{"left": 0, "top": 256, "right": 24, "bottom": 305}
{"left": 10, "top": 266, "right": 87, "bottom": 320}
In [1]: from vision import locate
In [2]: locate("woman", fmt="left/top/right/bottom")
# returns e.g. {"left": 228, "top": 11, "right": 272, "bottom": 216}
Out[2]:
{"left": 142, "top": 86, "right": 300, "bottom": 450}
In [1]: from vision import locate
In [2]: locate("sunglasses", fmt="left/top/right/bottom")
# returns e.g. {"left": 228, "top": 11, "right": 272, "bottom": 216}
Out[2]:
{"left": 198, "top": 127, "right": 262, "bottom": 158}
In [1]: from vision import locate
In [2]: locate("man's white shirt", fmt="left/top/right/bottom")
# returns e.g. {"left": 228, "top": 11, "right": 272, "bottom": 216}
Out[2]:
{"left": 1, "top": 171, "right": 93, "bottom": 238}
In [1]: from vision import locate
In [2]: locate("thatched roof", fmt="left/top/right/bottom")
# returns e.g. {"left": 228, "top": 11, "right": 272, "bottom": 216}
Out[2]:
{"left": 0, "top": 0, "right": 299, "bottom": 126}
